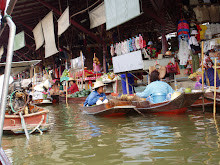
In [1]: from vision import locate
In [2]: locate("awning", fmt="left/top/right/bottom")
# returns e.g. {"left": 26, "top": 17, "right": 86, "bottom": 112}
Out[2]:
{"left": 0, "top": 60, "right": 41, "bottom": 76}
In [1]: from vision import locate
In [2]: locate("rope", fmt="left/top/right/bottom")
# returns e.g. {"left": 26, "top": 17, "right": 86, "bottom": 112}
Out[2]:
{"left": 28, "top": 115, "right": 44, "bottom": 135}
{"left": 10, "top": 90, "right": 18, "bottom": 113}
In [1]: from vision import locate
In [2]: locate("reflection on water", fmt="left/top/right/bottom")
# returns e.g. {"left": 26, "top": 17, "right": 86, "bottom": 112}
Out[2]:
{"left": 2, "top": 104, "right": 220, "bottom": 165}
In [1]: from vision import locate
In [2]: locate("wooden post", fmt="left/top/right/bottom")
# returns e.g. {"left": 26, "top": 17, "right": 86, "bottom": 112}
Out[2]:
{"left": 33, "top": 67, "right": 36, "bottom": 93}
{"left": 94, "top": 53, "right": 98, "bottom": 79}
{"left": 201, "top": 42, "right": 205, "bottom": 113}
{"left": 213, "top": 58, "right": 217, "bottom": 115}
{"left": 125, "top": 72, "right": 129, "bottom": 95}
{"left": 66, "top": 81, "right": 68, "bottom": 105}
{"left": 80, "top": 51, "right": 84, "bottom": 90}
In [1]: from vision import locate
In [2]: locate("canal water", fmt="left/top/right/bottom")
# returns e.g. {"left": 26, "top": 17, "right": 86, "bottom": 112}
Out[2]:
{"left": 2, "top": 104, "right": 220, "bottom": 165}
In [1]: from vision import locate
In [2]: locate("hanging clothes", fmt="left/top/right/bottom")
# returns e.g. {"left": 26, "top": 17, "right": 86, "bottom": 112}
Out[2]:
{"left": 177, "top": 19, "right": 190, "bottom": 43}
{"left": 209, "top": 5, "right": 219, "bottom": 22}
{"left": 193, "top": 6, "right": 203, "bottom": 23}
{"left": 190, "top": 0, "right": 199, "bottom": 5}
{"left": 196, "top": 24, "right": 202, "bottom": 41}
{"left": 178, "top": 40, "right": 190, "bottom": 65}
{"left": 129, "top": 38, "right": 133, "bottom": 52}
{"left": 200, "top": 24, "right": 207, "bottom": 40}
{"left": 201, "top": 5, "right": 210, "bottom": 22}
{"left": 135, "top": 36, "right": 140, "bottom": 50}
{"left": 110, "top": 45, "right": 115, "bottom": 56}
{"left": 139, "top": 35, "right": 144, "bottom": 49}
{"left": 132, "top": 38, "right": 137, "bottom": 51}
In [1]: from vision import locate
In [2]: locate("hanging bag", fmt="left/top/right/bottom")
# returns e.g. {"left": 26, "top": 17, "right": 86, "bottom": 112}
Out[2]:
{"left": 166, "top": 62, "right": 178, "bottom": 74}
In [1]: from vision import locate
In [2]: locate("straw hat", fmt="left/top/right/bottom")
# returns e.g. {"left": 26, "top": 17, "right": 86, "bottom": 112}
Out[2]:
{"left": 68, "top": 77, "right": 75, "bottom": 81}
{"left": 165, "top": 51, "right": 172, "bottom": 56}
{"left": 191, "top": 30, "right": 198, "bottom": 35}
{"left": 149, "top": 64, "right": 166, "bottom": 79}
{"left": 93, "top": 81, "right": 106, "bottom": 89}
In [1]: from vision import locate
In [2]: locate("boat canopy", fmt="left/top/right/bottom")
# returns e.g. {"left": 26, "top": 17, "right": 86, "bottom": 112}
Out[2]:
{"left": 0, "top": 60, "right": 41, "bottom": 76}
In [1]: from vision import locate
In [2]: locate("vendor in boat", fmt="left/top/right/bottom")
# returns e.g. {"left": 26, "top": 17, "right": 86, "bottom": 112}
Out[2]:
{"left": 84, "top": 81, "right": 107, "bottom": 106}
{"left": 49, "top": 81, "right": 60, "bottom": 95}
{"left": 67, "top": 78, "right": 79, "bottom": 94}
{"left": 136, "top": 70, "right": 174, "bottom": 102}
{"left": 199, "top": 52, "right": 220, "bottom": 87}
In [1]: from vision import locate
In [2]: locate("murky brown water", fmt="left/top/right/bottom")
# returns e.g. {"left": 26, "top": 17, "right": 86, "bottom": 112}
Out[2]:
{"left": 2, "top": 104, "right": 220, "bottom": 165}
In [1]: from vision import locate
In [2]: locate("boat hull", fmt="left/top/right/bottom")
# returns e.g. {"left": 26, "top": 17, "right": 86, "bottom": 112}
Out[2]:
{"left": 59, "top": 96, "right": 87, "bottom": 104}
{"left": 3, "top": 105, "right": 50, "bottom": 134}
{"left": 132, "top": 92, "right": 203, "bottom": 115}
{"left": 79, "top": 102, "right": 137, "bottom": 117}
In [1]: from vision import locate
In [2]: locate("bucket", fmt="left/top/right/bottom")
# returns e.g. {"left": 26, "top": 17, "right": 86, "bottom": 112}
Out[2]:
{"left": 150, "top": 93, "right": 167, "bottom": 104}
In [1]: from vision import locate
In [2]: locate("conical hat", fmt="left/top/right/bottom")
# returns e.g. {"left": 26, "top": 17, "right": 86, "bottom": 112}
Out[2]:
{"left": 93, "top": 81, "right": 106, "bottom": 89}
{"left": 149, "top": 64, "right": 166, "bottom": 79}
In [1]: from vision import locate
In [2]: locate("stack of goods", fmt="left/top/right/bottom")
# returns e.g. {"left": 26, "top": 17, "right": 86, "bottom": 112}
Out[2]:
{"left": 97, "top": 72, "right": 120, "bottom": 83}
{"left": 67, "top": 89, "right": 91, "bottom": 98}
{"left": 110, "top": 34, "right": 146, "bottom": 56}
{"left": 188, "top": 70, "right": 202, "bottom": 81}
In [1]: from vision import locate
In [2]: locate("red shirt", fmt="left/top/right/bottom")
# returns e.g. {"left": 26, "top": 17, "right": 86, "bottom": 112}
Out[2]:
{"left": 67, "top": 83, "right": 79, "bottom": 94}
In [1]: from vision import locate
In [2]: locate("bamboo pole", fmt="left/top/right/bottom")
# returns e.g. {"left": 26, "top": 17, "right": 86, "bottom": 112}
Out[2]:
{"left": 213, "top": 58, "right": 217, "bottom": 115}
{"left": 80, "top": 51, "right": 84, "bottom": 90}
{"left": 94, "top": 53, "right": 97, "bottom": 79}
{"left": 66, "top": 81, "right": 68, "bottom": 105}
{"left": 125, "top": 72, "right": 130, "bottom": 95}
{"left": 201, "top": 41, "right": 205, "bottom": 113}
{"left": 33, "top": 67, "right": 36, "bottom": 93}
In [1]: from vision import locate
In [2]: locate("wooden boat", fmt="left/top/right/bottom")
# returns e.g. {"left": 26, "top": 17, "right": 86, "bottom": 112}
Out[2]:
{"left": 191, "top": 92, "right": 214, "bottom": 108}
{"left": 59, "top": 96, "right": 87, "bottom": 104}
{"left": 51, "top": 95, "right": 59, "bottom": 104}
{"left": 3, "top": 105, "right": 50, "bottom": 134}
{"left": 131, "top": 92, "right": 203, "bottom": 115}
{"left": 32, "top": 99, "right": 53, "bottom": 106}
{"left": 79, "top": 102, "right": 138, "bottom": 117}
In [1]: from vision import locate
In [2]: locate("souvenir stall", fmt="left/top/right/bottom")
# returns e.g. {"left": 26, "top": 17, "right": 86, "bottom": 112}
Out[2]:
{"left": 111, "top": 34, "right": 177, "bottom": 94}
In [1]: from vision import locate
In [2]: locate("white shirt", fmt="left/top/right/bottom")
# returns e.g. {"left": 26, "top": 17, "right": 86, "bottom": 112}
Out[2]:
{"left": 0, "top": 74, "right": 14, "bottom": 101}
{"left": 188, "top": 36, "right": 199, "bottom": 49}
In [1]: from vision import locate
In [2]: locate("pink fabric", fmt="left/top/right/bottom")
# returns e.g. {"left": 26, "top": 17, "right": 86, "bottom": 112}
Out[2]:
{"left": 93, "top": 63, "right": 101, "bottom": 72}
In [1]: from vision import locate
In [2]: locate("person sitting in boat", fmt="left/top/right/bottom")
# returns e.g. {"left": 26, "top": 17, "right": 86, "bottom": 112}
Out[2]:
{"left": 84, "top": 81, "right": 108, "bottom": 106}
{"left": 67, "top": 78, "right": 79, "bottom": 94}
{"left": 199, "top": 52, "right": 220, "bottom": 87}
{"left": 136, "top": 70, "right": 174, "bottom": 103}
{"left": 49, "top": 81, "right": 60, "bottom": 95}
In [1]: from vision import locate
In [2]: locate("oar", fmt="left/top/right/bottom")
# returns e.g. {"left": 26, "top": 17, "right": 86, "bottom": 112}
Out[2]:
{"left": 19, "top": 112, "right": 30, "bottom": 140}
{"left": 133, "top": 107, "right": 145, "bottom": 117}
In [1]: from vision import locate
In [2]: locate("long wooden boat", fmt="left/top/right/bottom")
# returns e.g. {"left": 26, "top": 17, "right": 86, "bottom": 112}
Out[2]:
{"left": 79, "top": 102, "right": 138, "bottom": 117}
{"left": 132, "top": 92, "right": 203, "bottom": 115}
{"left": 32, "top": 99, "right": 53, "bottom": 106}
{"left": 3, "top": 105, "right": 50, "bottom": 134}
{"left": 59, "top": 96, "right": 87, "bottom": 104}
{"left": 191, "top": 92, "right": 214, "bottom": 108}
{"left": 51, "top": 95, "right": 59, "bottom": 104}
{"left": 204, "top": 91, "right": 220, "bottom": 106}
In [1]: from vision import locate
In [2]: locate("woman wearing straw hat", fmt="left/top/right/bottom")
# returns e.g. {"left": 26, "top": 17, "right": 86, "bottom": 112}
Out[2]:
{"left": 67, "top": 78, "right": 79, "bottom": 94}
{"left": 136, "top": 70, "right": 174, "bottom": 103}
{"left": 84, "top": 81, "right": 107, "bottom": 106}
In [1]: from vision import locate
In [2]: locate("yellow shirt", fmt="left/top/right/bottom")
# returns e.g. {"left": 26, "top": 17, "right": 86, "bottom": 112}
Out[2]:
{"left": 200, "top": 25, "right": 207, "bottom": 40}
